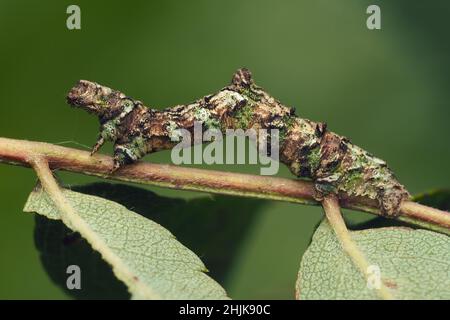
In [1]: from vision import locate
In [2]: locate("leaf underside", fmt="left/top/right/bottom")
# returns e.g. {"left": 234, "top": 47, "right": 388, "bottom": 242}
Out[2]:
{"left": 297, "top": 219, "right": 450, "bottom": 299}
{"left": 70, "top": 183, "right": 262, "bottom": 285}
{"left": 24, "top": 185, "right": 229, "bottom": 300}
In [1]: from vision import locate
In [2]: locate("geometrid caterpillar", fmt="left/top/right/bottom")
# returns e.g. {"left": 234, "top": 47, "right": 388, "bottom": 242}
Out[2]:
{"left": 67, "top": 68, "right": 409, "bottom": 216}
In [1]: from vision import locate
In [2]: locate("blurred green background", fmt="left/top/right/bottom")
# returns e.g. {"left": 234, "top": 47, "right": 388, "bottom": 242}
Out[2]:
{"left": 0, "top": 0, "right": 449, "bottom": 299}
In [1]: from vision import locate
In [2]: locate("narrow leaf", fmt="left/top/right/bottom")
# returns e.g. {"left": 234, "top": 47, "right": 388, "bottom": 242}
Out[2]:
{"left": 24, "top": 185, "right": 228, "bottom": 300}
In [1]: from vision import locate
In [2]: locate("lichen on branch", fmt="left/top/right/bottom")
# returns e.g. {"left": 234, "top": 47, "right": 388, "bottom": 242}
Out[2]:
{"left": 66, "top": 68, "right": 409, "bottom": 216}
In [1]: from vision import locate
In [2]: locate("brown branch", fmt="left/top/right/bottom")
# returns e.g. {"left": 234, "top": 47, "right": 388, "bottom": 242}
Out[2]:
{"left": 0, "top": 136, "right": 449, "bottom": 233}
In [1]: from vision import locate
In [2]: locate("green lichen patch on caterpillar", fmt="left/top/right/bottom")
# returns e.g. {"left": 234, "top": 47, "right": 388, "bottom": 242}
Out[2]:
{"left": 66, "top": 69, "right": 409, "bottom": 216}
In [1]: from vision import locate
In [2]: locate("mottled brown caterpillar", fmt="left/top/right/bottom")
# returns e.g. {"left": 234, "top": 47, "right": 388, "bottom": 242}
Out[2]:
{"left": 67, "top": 68, "right": 409, "bottom": 216}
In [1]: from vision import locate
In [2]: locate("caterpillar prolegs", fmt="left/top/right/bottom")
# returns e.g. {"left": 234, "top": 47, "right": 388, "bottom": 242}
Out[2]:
{"left": 67, "top": 68, "right": 409, "bottom": 216}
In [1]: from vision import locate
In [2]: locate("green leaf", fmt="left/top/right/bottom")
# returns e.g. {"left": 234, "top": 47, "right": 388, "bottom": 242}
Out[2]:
{"left": 30, "top": 183, "right": 261, "bottom": 299}
{"left": 24, "top": 184, "right": 229, "bottom": 300}
{"left": 296, "top": 219, "right": 450, "bottom": 299}
{"left": 34, "top": 216, "right": 129, "bottom": 299}
{"left": 71, "top": 183, "right": 262, "bottom": 284}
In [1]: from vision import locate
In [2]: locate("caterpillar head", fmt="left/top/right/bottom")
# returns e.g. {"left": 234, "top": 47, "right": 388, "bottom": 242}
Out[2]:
{"left": 67, "top": 80, "right": 131, "bottom": 121}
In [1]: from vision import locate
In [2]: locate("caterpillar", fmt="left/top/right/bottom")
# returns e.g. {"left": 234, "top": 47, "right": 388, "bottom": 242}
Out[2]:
{"left": 67, "top": 68, "right": 409, "bottom": 216}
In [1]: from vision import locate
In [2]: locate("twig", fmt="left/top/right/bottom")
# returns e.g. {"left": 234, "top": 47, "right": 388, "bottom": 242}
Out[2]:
{"left": 1, "top": 136, "right": 449, "bottom": 233}
{"left": 322, "top": 195, "right": 394, "bottom": 300}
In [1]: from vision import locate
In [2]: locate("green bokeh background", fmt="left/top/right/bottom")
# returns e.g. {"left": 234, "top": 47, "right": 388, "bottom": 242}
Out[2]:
{"left": 0, "top": 1, "right": 449, "bottom": 299}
